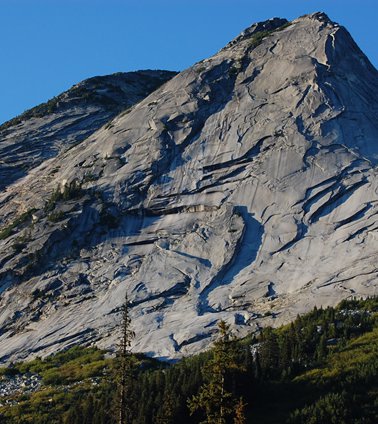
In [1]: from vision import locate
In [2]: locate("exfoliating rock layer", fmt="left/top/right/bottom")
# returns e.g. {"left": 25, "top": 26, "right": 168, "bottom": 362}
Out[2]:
{"left": 0, "top": 13, "right": 377, "bottom": 362}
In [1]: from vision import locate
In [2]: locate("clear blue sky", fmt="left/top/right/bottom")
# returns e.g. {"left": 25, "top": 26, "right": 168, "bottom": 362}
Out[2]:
{"left": 1, "top": 0, "right": 377, "bottom": 125}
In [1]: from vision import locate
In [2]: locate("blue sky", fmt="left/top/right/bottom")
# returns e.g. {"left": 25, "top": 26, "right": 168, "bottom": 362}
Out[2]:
{"left": 1, "top": 0, "right": 377, "bottom": 125}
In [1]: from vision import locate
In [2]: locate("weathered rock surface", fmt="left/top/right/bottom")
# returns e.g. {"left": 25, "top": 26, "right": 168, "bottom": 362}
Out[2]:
{"left": 0, "top": 12, "right": 378, "bottom": 363}
{"left": 0, "top": 70, "right": 177, "bottom": 190}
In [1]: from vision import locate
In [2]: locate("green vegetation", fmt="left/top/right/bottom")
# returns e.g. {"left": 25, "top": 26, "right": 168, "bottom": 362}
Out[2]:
{"left": 247, "top": 22, "right": 292, "bottom": 49}
{"left": 11, "top": 230, "right": 32, "bottom": 253}
{"left": 72, "top": 85, "right": 120, "bottom": 109}
{"left": 287, "top": 326, "right": 378, "bottom": 423}
{"left": 0, "top": 347, "right": 111, "bottom": 423}
{"left": 47, "top": 211, "right": 66, "bottom": 223}
{"left": 228, "top": 66, "right": 240, "bottom": 77}
{"left": 0, "top": 297, "right": 376, "bottom": 423}
{"left": 0, "top": 98, "right": 60, "bottom": 131}
{"left": 15, "top": 346, "right": 108, "bottom": 385}
{"left": 99, "top": 208, "right": 120, "bottom": 229}
{"left": 44, "top": 181, "right": 84, "bottom": 212}
{"left": 0, "top": 210, "right": 36, "bottom": 241}
{"left": 82, "top": 173, "right": 98, "bottom": 183}
{"left": 114, "top": 294, "right": 136, "bottom": 424}
{"left": 0, "top": 81, "right": 118, "bottom": 132}
{"left": 188, "top": 320, "right": 246, "bottom": 423}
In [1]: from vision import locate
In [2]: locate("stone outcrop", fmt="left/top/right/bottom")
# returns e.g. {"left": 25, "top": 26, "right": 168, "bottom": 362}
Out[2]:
{"left": 0, "top": 13, "right": 377, "bottom": 363}
{"left": 0, "top": 70, "right": 177, "bottom": 190}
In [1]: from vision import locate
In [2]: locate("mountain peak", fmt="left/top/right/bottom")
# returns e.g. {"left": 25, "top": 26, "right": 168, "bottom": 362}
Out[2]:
{"left": 304, "top": 11, "right": 333, "bottom": 23}
{"left": 293, "top": 12, "right": 340, "bottom": 30}
{"left": 0, "top": 14, "right": 378, "bottom": 363}
{"left": 225, "top": 12, "right": 337, "bottom": 52}
{"left": 224, "top": 17, "right": 288, "bottom": 49}
{"left": 239, "top": 16, "right": 289, "bottom": 37}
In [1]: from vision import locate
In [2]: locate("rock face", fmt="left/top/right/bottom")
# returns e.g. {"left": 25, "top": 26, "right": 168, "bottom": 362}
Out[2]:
{"left": 0, "top": 12, "right": 378, "bottom": 363}
{"left": 0, "top": 70, "right": 177, "bottom": 190}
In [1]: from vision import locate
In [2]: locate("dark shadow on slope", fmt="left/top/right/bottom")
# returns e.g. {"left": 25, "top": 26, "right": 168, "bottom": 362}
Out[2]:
{"left": 154, "top": 59, "right": 242, "bottom": 179}
{"left": 171, "top": 250, "right": 212, "bottom": 268}
{"left": 274, "top": 221, "right": 308, "bottom": 254}
{"left": 11, "top": 201, "right": 162, "bottom": 285}
{"left": 198, "top": 206, "right": 263, "bottom": 314}
{"left": 218, "top": 206, "right": 263, "bottom": 284}
{"left": 308, "top": 178, "right": 367, "bottom": 224}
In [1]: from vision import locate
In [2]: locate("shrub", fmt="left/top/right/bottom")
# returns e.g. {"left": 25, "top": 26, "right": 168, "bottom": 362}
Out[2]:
{"left": 47, "top": 211, "right": 65, "bottom": 223}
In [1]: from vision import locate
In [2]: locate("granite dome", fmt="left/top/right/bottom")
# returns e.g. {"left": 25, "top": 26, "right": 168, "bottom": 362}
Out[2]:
{"left": 0, "top": 13, "right": 377, "bottom": 362}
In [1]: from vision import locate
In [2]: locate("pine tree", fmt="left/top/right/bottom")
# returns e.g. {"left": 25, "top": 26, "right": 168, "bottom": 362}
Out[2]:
{"left": 279, "top": 334, "right": 292, "bottom": 373}
{"left": 316, "top": 334, "right": 327, "bottom": 361}
{"left": 155, "top": 391, "right": 175, "bottom": 424}
{"left": 259, "top": 328, "right": 279, "bottom": 379}
{"left": 114, "top": 292, "right": 135, "bottom": 424}
{"left": 63, "top": 408, "right": 81, "bottom": 424}
{"left": 253, "top": 350, "right": 262, "bottom": 381}
{"left": 233, "top": 398, "right": 247, "bottom": 424}
{"left": 188, "top": 320, "right": 244, "bottom": 424}
{"left": 82, "top": 394, "right": 95, "bottom": 424}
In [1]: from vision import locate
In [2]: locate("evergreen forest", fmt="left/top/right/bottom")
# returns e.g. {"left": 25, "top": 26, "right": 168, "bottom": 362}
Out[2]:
{"left": 0, "top": 296, "right": 377, "bottom": 424}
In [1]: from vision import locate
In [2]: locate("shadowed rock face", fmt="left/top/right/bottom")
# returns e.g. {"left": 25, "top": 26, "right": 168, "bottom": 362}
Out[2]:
{"left": 0, "top": 12, "right": 378, "bottom": 363}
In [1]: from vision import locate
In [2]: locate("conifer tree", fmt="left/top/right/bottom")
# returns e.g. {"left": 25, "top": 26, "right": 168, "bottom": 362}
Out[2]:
{"left": 233, "top": 397, "right": 247, "bottom": 424}
{"left": 279, "top": 334, "right": 292, "bottom": 372}
{"left": 188, "top": 320, "right": 245, "bottom": 423}
{"left": 316, "top": 334, "right": 327, "bottom": 361}
{"left": 253, "top": 350, "right": 262, "bottom": 381}
{"left": 82, "top": 394, "right": 95, "bottom": 424}
{"left": 114, "top": 292, "right": 135, "bottom": 424}
{"left": 259, "top": 328, "right": 279, "bottom": 378}
{"left": 156, "top": 391, "right": 175, "bottom": 424}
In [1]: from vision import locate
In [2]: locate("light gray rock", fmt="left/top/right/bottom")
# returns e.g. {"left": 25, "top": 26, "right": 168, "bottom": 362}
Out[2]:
{"left": 0, "top": 12, "right": 377, "bottom": 363}
{"left": 0, "top": 70, "right": 177, "bottom": 190}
